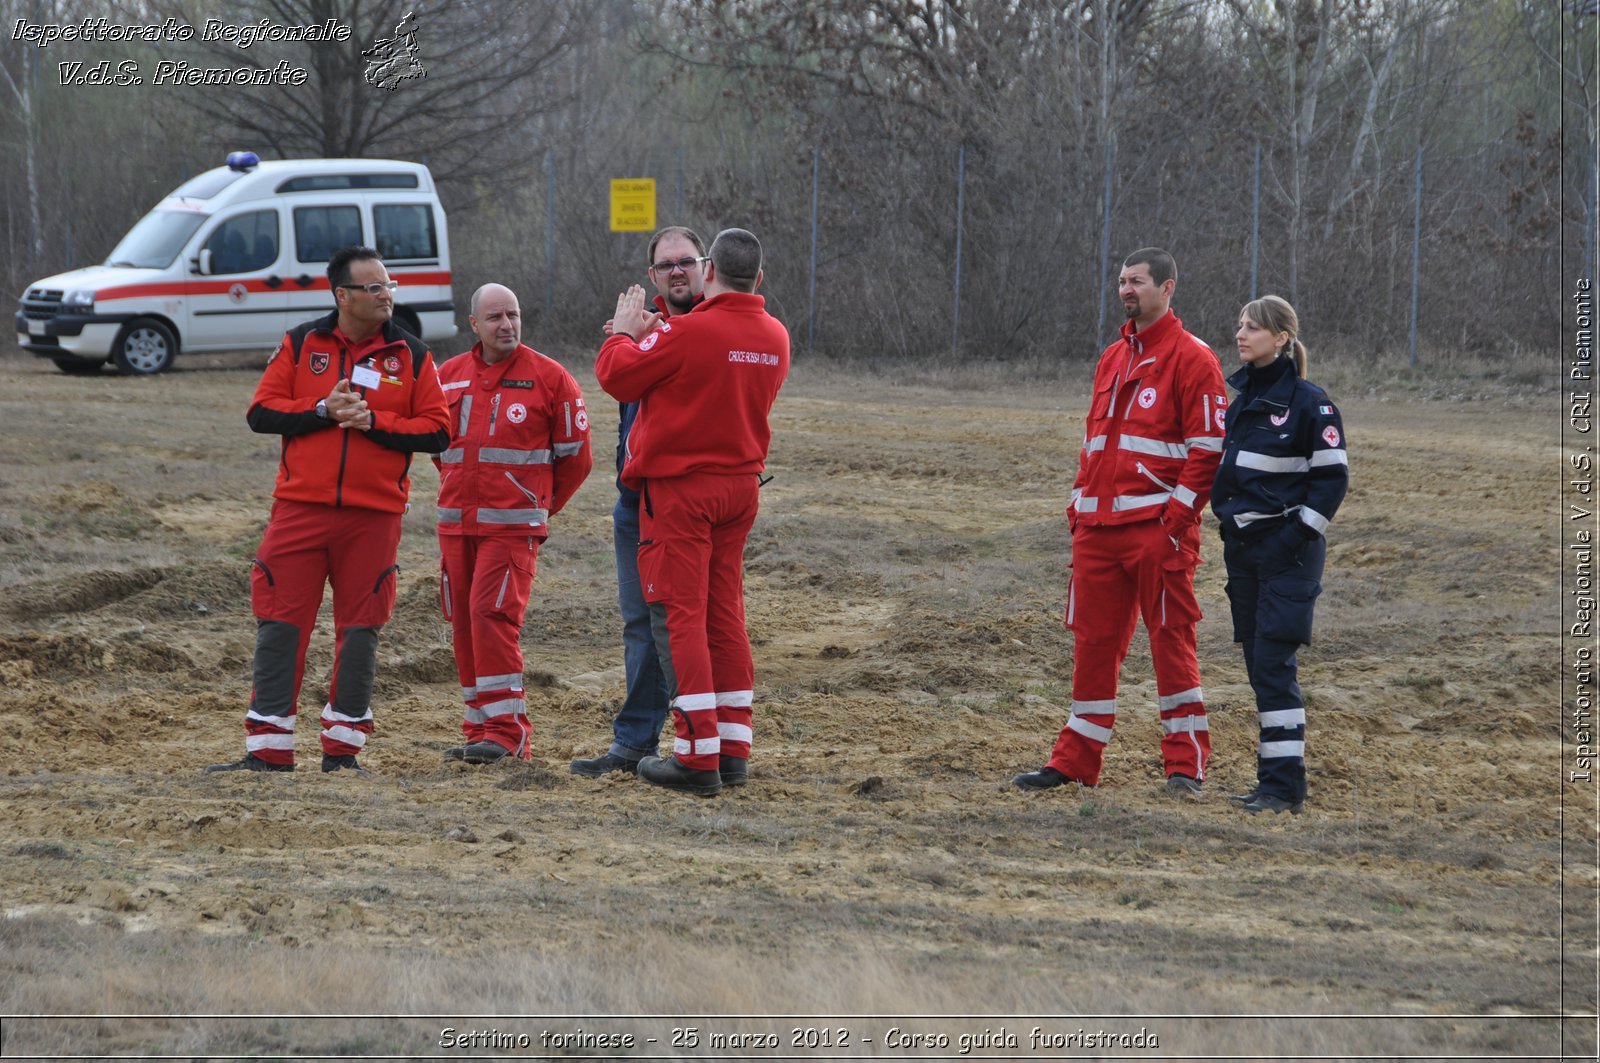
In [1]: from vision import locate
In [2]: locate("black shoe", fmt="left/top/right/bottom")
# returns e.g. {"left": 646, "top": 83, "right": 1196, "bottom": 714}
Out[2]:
{"left": 456, "top": 740, "right": 511, "bottom": 765}
{"left": 569, "top": 751, "right": 641, "bottom": 778}
{"left": 1164, "top": 773, "right": 1202, "bottom": 799}
{"left": 637, "top": 755, "right": 722, "bottom": 797}
{"left": 1013, "top": 766, "right": 1080, "bottom": 791}
{"left": 443, "top": 744, "right": 468, "bottom": 761}
{"left": 720, "top": 755, "right": 749, "bottom": 787}
{"left": 1239, "top": 792, "right": 1304, "bottom": 815}
{"left": 206, "top": 753, "right": 292, "bottom": 774}
{"left": 321, "top": 754, "right": 370, "bottom": 776}
{"left": 1228, "top": 788, "right": 1261, "bottom": 805}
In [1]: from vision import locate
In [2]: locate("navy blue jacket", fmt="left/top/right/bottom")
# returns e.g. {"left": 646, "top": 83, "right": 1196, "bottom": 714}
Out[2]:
{"left": 1211, "top": 356, "right": 1348, "bottom": 540}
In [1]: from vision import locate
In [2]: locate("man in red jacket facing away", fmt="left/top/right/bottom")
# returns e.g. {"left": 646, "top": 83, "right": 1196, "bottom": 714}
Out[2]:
{"left": 435, "top": 283, "right": 593, "bottom": 764}
{"left": 209, "top": 246, "right": 449, "bottom": 775}
{"left": 596, "top": 228, "right": 790, "bottom": 797}
{"left": 1014, "top": 247, "right": 1226, "bottom": 797}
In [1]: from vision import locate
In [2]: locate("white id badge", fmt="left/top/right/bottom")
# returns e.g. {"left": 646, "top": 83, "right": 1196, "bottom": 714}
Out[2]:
{"left": 351, "top": 364, "right": 382, "bottom": 390}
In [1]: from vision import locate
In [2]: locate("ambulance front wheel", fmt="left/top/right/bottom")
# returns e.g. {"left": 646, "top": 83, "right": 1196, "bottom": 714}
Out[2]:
{"left": 112, "top": 318, "right": 177, "bottom": 375}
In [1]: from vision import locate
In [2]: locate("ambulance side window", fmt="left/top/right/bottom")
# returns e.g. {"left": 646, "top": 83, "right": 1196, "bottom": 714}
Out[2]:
{"left": 374, "top": 205, "right": 437, "bottom": 261}
{"left": 203, "top": 211, "right": 278, "bottom": 275}
{"left": 295, "top": 206, "right": 362, "bottom": 263}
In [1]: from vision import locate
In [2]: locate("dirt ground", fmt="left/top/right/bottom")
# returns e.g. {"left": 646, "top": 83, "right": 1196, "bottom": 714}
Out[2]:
{"left": 0, "top": 348, "right": 1591, "bottom": 1060}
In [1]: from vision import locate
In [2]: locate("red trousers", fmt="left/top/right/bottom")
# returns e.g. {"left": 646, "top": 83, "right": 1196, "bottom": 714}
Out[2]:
{"left": 439, "top": 534, "right": 539, "bottom": 757}
{"left": 1048, "top": 519, "right": 1210, "bottom": 784}
{"left": 245, "top": 500, "right": 401, "bottom": 765}
{"left": 638, "top": 473, "right": 758, "bottom": 772}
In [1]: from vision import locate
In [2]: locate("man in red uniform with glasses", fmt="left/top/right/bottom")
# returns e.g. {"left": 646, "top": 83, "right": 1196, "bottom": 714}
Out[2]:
{"left": 435, "top": 283, "right": 593, "bottom": 764}
{"left": 596, "top": 228, "right": 789, "bottom": 797}
{"left": 209, "top": 245, "right": 449, "bottom": 775}
{"left": 1014, "top": 247, "right": 1226, "bottom": 797}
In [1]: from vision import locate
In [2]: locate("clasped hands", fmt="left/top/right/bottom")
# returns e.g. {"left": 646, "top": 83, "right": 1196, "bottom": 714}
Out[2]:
{"left": 324, "top": 378, "right": 372, "bottom": 431}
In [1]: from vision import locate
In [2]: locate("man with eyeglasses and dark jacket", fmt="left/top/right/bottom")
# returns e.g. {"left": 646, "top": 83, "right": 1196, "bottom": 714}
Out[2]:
{"left": 571, "top": 226, "right": 707, "bottom": 781}
{"left": 208, "top": 245, "right": 449, "bottom": 776}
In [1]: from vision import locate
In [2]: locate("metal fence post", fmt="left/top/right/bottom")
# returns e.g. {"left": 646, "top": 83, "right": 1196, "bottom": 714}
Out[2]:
{"left": 1251, "top": 142, "right": 1261, "bottom": 300}
{"left": 545, "top": 151, "right": 555, "bottom": 314}
{"left": 808, "top": 145, "right": 820, "bottom": 352}
{"left": 1409, "top": 143, "right": 1423, "bottom": 368}
{"left": 952, "top": 143, "right": 966, "bottom": 355}
{"left": 1096, "top": 136, "right": 1115, "bottom": 350}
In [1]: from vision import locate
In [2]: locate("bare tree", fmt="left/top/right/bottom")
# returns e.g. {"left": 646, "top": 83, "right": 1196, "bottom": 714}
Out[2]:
{"left": 149, "top": 0, "right": 595, "bottom": 191}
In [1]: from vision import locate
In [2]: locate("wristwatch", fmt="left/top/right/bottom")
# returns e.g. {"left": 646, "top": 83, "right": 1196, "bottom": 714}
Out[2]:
{"left": 315, "top": 398, "right": 330, "bottom": 422}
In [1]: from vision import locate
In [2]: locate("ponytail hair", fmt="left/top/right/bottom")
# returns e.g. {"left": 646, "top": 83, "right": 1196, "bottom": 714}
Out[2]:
{"left": 1242, "top": 295, "right": 1308, "bottom": 378}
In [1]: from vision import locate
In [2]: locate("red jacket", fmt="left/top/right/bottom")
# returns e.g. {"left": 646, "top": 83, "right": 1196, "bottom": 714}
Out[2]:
{"left": 1070, "top": 310, "right": 1226, "bottom": 528}
{"left": 596, "top": 291, "right": 789, "bottom": 488}
{"left": 434, "top": 342, "right": 593, "bottom": 537}
{"left": 247, "top": 312, "right": 449, "bottom": 514}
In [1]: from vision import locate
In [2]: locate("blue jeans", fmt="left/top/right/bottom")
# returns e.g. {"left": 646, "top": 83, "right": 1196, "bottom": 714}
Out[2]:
{"left": 610, "top": 497, "right": 670, "bottom": 759}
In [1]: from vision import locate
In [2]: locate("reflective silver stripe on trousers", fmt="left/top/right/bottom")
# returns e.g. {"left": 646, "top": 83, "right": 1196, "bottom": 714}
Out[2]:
{"left": 480, "top": 697, "right": 527, "bottom": 719}
{"left": 1119, "top": 434, "right": 1189, "bottom": 460}
{"left": 480, "top": 448, "right": 552, "bottom": 465}
{"left": 1158, "top": 687, "right": 1204, "bottom": 711}
{"left": 476, "top": 673, "right": 523, "bottom": 692}
{"left": 1067, "top": 714, "right": 1114, "bottom": 744}
{"left": 1258, "top": 708, "right": 1306, "bottom": 728}
{"left": 477, "top": 507, "right": 548, "bottom": 525}
{"left": 1161, "top": 715, "right": 1210, "bottom": 734}
{"left": 1311, "top": 449, "right": 1348, "bottom": 467}
{"left": 1259, "top": 740, "right": 1305, "bottom": 758}
{"left": 1237, "top": 451, "right": 1310, "bottom": 474}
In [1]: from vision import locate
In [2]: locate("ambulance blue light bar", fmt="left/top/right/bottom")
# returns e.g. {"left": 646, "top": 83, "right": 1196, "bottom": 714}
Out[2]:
{"left": 226, "top": 151, "right": 261, "bottom": 172}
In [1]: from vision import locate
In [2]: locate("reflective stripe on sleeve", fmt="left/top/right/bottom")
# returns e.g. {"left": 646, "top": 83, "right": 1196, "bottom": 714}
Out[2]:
{"left": 1237, "top": 452, "right": 1310, "bottom": 474}
{"left": 1171, "top": 485, "right": 1197, "bottom": 509}
{"left": 1119, "top": 434, "right": 1189, "bottom": 460}
{"left": 1310, "top": 449, "right": 1348, "bottom": 467}
{"left": 1299, "top": 507, "right": 1331, "bottom": 534}
{"left": 553, "top": 441, "right": 585, "bottom": 458}
{"left": 1187, "top": 436, "right": 1223, "bottom": 452}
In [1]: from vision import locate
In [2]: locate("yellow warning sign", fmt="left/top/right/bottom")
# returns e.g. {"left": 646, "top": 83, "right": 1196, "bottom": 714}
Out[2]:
{"left": 610, "top": 179, "right": 657, "bottom": 233}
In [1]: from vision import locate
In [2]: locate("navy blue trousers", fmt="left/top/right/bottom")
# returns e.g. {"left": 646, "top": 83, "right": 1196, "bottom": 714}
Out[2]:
{"left": 1222, "top": 534, "right": 1325, "bottom": 802}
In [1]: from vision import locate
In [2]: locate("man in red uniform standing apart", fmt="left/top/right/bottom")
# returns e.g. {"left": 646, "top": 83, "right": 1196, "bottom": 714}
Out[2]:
{"left": 435, "top": 283, "right": 593, "bottom": 764}
{"left": 596, "top": 228, "right": 789, "bottom": 797}
{"left": 209, "top": 246, "right": 449, "bottom": 774}
{"left": 1015, "top": 248, "right": 1226, "bottom": 796}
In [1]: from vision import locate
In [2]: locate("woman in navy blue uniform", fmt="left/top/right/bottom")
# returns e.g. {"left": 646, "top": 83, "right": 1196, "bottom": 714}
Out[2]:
{"left": 1211, "top": 296, "right": 1349, "bottom": 815}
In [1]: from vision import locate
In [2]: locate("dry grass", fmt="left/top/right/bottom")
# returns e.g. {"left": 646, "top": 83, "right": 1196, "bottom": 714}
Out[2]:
{"left": 0, "top": 351, "right": 1587, "bottom": 1061}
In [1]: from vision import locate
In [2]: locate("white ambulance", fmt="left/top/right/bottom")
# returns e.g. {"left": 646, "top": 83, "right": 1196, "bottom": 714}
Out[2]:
{"left": 15, "top": 152, "right": 456, "bottom": 375}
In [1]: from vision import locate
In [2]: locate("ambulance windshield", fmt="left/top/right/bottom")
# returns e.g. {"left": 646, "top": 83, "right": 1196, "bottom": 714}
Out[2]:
{"left": 105, "top": 209, "right": 208, "bottom": 269}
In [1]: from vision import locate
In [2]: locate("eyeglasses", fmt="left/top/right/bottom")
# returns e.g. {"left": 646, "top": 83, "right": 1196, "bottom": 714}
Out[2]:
{"left": 650, "top": 256, "right": 705, "bottom": 275}
{"left": 339, "top": 280, "right": 400, "bottom": 295}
